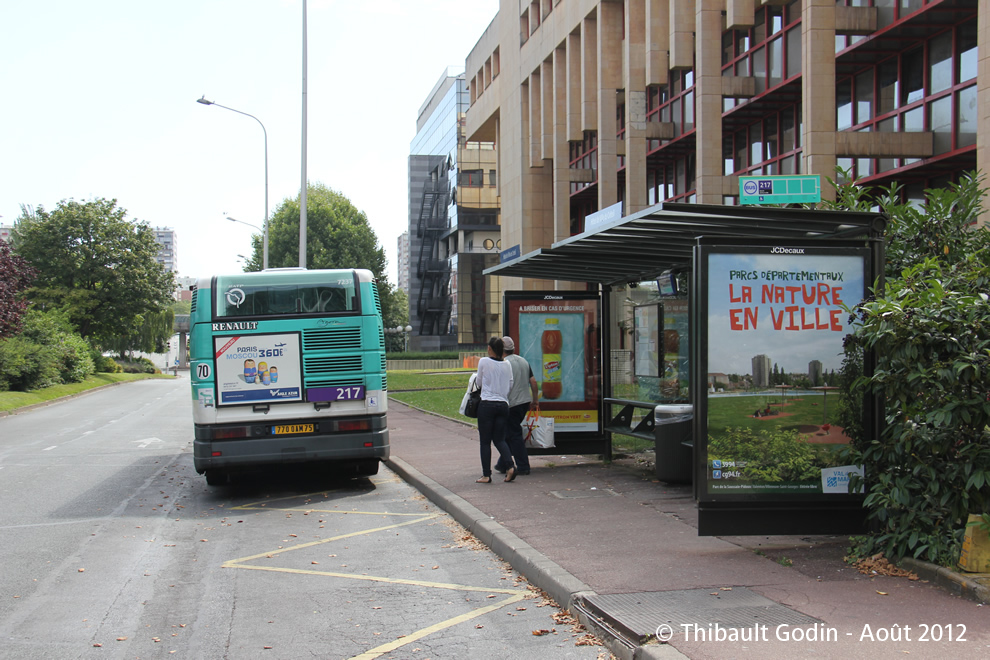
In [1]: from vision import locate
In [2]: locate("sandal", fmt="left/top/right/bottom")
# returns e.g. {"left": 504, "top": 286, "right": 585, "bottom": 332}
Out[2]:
{"left": 504, "top": 467, "right": 516, "bottom": 483}
{"left": 476, "top": 476, "right": 492, "bottom": 484}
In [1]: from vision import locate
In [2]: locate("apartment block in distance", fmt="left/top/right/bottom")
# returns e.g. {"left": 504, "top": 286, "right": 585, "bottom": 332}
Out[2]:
{"left": 464, "top": 0, "right": 984, "bottom": 302}
{"left": 153, "top": 226, "right": 177, "bottom": 273}
{"left": 396, "top": 231, "right": 410, "bottom": 294}
{"left": 408, "top": 68, "right": 501, "bottom": 351}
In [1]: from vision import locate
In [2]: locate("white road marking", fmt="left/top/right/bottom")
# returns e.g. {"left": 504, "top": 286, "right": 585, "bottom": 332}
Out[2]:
{"left": 42, "top": 446, "right": 57, "bottom": 451}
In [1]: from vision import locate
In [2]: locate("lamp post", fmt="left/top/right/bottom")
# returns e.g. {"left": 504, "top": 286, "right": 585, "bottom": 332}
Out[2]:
{"left": 386, "top": 325, "right": 413, "bottom": 353}
{"left": 196, "top": 96, "right": 269, "bottom": 270}
{"left": 398, "top": 325, "right": 412, "bottom": 353}
{"left": 228, "top": 217, "right": 264, "bottom": 268}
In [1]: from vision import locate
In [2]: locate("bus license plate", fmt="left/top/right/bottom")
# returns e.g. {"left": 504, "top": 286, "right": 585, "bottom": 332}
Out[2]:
{"left": 273, "top": 424, "right": 314, "bottom": 435}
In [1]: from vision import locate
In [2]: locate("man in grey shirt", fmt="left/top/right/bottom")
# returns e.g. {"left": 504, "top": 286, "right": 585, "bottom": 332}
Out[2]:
{"left": 496, "top": 335, "right": 539, "bottom": 475}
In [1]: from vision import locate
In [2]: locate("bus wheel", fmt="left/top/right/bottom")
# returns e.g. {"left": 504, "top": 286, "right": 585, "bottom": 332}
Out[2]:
{"left": 204, "top": 470, "right": 229, "bottom": 486}
{"left": 355, "top": 460, "right": 379, "bottom": 477}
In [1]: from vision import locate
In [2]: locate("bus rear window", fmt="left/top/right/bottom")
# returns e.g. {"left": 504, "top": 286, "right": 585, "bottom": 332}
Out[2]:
{"left": 215, "top": 272, "right": 358, "bottom": 318}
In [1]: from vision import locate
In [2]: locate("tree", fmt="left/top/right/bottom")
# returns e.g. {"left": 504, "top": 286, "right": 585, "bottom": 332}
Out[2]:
{"left": 0, "top": 239, "right": 36, "bottom": 338}
{"left": 103, "top": 308, "right": 175, "bottom": 357}
{"left": 14, "top": 198, "right": 176, "bottom": 351}
{"left": 252, "top": 182, "right": 405, "bottom": 332}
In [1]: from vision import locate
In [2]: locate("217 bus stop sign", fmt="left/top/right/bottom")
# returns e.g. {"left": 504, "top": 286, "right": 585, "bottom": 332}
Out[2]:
{"left": 739, "top": 175, "right": 821, "bottom": 205}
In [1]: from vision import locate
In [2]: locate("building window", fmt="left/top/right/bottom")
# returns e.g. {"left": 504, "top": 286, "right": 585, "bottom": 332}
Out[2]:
{"left": 958, "top": 22, "right": 976, "bottom": 82}
{"left": 901, "top": 47, "right": 924, "bottom": 106}
{"left": 460, "top": 170, "right": 484, "bottom": 187}
{"left": 929, "top": 31, "right": 953, "bottom": 95}
{"left": 957, "top": 85, "right": 977, "bottom": 148}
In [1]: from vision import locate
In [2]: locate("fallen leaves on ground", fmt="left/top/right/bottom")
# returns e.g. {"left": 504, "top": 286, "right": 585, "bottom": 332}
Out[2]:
{"left": 848, "top": 553, "right": 919, "bottom": 580}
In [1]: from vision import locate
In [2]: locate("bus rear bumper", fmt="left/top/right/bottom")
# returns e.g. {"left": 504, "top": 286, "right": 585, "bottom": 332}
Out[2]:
{"left": 193, "top": 427, "right": 389, "bottom": 474}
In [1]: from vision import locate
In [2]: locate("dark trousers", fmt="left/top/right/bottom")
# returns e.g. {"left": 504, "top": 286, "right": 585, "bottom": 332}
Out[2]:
{"left": 477, "top": 400, "right": 513, "bottom": 477}
{"left": 499, "top": 402, "right": 531, "bottom": 473}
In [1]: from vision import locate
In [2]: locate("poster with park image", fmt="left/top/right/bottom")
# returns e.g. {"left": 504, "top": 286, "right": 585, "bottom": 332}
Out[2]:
{"left": 700, "top": 244, "right": 869, "bottom": 498}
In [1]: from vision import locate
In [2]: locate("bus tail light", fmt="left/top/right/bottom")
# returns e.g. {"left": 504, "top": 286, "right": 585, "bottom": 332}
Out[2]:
{"left": 214, "top": 427, "right": 249, "bottom": 439}
{"left": 338, "top": 419, "right": 371, "bottom": 432}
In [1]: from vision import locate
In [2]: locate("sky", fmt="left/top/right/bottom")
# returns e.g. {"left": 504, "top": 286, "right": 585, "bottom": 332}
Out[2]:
{"left": 1, "top": 0, "right": 499, "bottom": 285}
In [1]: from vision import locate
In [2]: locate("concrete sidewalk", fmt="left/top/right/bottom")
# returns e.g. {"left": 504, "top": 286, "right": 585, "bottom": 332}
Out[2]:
{"left": 385, "top": 402, "right": 990, "bottom": 660}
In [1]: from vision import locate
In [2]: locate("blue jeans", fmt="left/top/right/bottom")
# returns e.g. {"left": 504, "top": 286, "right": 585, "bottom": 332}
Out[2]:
{"left": 477, "top": 400, "right": 513, "bottom": 477}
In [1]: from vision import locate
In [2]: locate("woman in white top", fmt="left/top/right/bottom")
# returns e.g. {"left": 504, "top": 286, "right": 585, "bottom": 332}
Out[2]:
{"left": 475, "top": 336, "right": 516, "bottom": 483}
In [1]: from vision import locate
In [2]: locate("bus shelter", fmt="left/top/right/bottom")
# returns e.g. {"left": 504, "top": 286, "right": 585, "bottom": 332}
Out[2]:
{"left": 485, "top": 202, "right": 886, "bottom": 535}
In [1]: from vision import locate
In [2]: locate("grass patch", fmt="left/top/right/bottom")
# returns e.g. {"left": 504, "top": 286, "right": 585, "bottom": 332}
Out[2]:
{"left": 0, "top": 373, "right": 171, "bottom": 413}
{"left": 388, "top": 369, "right": 473, "bottom": 392}
{"left": 387, "top": 369, "right": 476, "bottom": 424}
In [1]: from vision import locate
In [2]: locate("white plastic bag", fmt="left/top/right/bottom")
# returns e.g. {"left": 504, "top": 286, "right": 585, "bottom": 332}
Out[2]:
{"left": 522, "top": 408, "right": 555, "bottom": 448}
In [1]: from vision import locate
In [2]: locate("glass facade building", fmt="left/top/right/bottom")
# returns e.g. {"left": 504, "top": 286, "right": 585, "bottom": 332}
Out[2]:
{"left": 408, "top": 69, "right": 500, "bottom": 350}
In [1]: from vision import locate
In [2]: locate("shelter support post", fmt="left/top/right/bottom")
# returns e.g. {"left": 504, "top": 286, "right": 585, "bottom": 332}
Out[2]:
{"left": 601, "top": 284, "right": 612, "bottom": 462}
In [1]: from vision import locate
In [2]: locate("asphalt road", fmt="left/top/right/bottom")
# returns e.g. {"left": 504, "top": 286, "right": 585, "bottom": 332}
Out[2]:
{"left": 0, "top": 378, "right": 609, "bottom": 659}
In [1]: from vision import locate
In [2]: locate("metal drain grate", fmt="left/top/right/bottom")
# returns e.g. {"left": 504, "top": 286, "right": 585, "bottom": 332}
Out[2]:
{"left": 581, "top": 588, "right": 821, "bottom": 641}
{"left": 550, "top": 488, "right": 618, "bottom": 499}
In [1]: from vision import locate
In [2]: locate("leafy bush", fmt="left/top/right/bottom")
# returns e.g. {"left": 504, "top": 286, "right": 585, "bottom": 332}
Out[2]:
{"left": 0, "top": 335, "right": 59, "bottom": 391}
{"left": 90, "top": 349, "right": 123, "bottom": 373}
{"left": 55, "top": 331, "right": 95, "bottom": 383}
{"left": 0, "top": 308, "right": 94, "bottom": 391}
{"left": 840, "top": 256, "right": 990, "bottom": 565}
{"left": 18, "top": 308, "right": 94, "bottom": 385}
{"left": 828, "top": 170, "right": 990, "bottom": 565}
{"left": 116, "top": 356, "right": 159, "bottom": 374}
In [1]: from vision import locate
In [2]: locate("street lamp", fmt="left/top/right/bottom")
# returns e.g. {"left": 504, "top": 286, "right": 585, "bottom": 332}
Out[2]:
{"left": 227, "top": 217, "right": 263, "bottom": 267}
{"left": 197, "top": 96, "right": 269, "bottom": 270}
{"left": 386, "top": 325, "right": 413, "bottom": 352}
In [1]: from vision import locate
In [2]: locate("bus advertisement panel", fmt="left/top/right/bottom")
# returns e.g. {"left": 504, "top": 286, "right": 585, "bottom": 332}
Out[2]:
{"left": 212, "top": 333, "right": 303, "bottom": 405}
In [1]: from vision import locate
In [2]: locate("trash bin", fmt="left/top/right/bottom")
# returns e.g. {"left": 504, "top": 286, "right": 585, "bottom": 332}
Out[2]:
{"left": 654, "top": 404, "right": 693, "bottom": 484}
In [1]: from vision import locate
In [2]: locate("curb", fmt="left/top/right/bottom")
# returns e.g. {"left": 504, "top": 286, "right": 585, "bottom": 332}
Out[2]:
{"left": 385, "top": 456, "right": 686, "bottom": 660}
{"left": 385, "top": 456, "right": 591, "bottom": 611}
{"left": 901, "top": 557, "right": 990, "bottom": 604}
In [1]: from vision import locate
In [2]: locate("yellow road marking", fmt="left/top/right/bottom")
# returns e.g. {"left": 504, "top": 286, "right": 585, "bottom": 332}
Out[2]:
{"left": 234, "top": 506, "right": 430, "bottom": 517}
{"left": 227, "top": 563, "right": 525, "bottom": 594}
{"left": 347, "top": 592, "right": 528, "bottom": 660}
{"left": 223, "top": 498, "right": 533, "bottom": 657}
{"left": 223, "top": 514, "right": 440, "bottom": 565}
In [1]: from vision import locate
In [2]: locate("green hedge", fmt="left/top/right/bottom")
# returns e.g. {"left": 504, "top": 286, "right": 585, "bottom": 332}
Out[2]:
{"left": 384, "top": 351, "right": 460, "bottom": 360}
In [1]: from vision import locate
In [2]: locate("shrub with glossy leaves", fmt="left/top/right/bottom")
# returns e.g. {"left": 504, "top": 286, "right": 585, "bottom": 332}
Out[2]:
{"left": 841, "top": 256, "right": 990, "bottom": 565}
{"left": 825, "top": 170, "right": 990, "bottom": 565}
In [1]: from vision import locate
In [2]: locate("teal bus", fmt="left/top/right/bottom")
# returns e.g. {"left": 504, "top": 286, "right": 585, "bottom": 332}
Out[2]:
{"left": 188, "top": 268, "right": 389, "bottom": 485}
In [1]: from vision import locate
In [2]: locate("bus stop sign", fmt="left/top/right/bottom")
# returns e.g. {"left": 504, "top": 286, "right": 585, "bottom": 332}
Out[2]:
{"left": 739, "top": 175, "right": 821, "bottom": 205}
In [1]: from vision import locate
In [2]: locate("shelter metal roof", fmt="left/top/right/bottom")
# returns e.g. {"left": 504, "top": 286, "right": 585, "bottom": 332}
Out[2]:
{"left": 485, "top": 202, "right": 887, "bottom": 286}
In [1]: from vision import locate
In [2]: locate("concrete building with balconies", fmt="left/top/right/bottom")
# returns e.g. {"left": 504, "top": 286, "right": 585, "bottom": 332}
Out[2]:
{"left": 463, "top": 0, "right": 984, "bottom": 305}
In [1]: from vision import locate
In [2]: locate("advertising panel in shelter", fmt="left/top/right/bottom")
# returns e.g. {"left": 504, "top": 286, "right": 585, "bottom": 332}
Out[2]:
{"left": 213, "top": 333, "right": 303, "bottom": 405}
{"left": 697, "top": 242, "right": 869, "bottom": 501}
{"left": 504, "top": 291, "right": 602, "bottom": 434}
